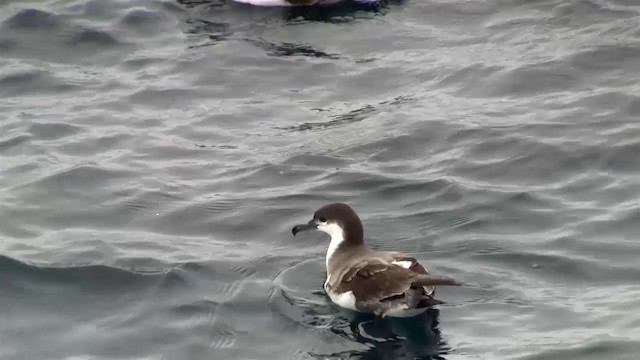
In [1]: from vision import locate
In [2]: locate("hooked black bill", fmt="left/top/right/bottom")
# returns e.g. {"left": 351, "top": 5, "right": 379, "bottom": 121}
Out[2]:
{"left": 292, "top": 219, "right": 317, "bottom": 236}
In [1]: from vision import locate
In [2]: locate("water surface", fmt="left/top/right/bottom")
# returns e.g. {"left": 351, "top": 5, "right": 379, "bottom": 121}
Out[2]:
{"left": 1, "top": 0, "right": 640, "bottom": 359}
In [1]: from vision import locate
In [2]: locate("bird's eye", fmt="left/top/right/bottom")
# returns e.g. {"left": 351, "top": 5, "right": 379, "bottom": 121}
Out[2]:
{"left": 318, "top": 217, "right": 327, "bottom": 223}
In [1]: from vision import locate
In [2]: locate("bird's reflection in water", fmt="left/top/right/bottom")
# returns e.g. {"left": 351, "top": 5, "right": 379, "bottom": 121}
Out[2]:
{"left": 282, "top": 1, "right": 384, "bottom": 23}
{"left": 222, "top": 0, "right": 408, "bottom": 23}
{"left": 179, "top": 0, "right": 410, "bottom": 50}
{"left": 317, "top": 308, "right": 450, "bottom": 360}
{"left": 281, "top": 0, "right": 409, "bottom": 23}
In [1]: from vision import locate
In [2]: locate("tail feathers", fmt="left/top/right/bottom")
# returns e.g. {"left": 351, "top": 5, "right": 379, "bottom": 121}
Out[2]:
{"left": 405, "top": 287, "right": 446, "bottom": 308}
{"left": 412, "top": 274, "right": 460, "bottom": 286}
{"left": 417, "top": 296, "right": 446, "bottom": 307}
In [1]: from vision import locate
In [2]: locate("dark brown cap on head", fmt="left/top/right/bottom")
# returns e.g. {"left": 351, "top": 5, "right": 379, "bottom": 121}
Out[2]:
{"left": 314, "top": 203, "right": 364, "bottom": 245}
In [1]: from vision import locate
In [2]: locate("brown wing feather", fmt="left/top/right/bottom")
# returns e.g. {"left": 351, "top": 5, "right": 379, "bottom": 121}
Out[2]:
{"left": 334, "top": 256, "right": 458, "bottom": 312}
{"left": 335, "top": 263, "right": 417, "bottom": 310}
{"left": 342, "top": 260, "right": 387, "bottom": 283}
{"left": 391, "top": 256, "right": 458, "bottom": 286}
{"left": 389, "top": 255, "right": 436, "bottom": 295}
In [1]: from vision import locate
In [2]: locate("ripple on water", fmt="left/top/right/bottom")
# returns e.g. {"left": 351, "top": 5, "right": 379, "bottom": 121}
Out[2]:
{"left": 0, "top": 134, "right": 31, "bottom": 153}
{"left": 1, "top": 8, "right": 60, "bottom": 29}
{"left": 568, "top": 44, "right": 640, "bottom": 74}
{"left": 2, "top": 0, "right": 640, "bottom": 359}
{"left": 489, "top": 61, "right": 583, "bottom": 97}
{"left": 1, "top": 7, "right": 130, "bottom": 65}
{"left": 117, "top": 6, "right": 183, "bottom": 38}
{"left": 520, "top": 339, "right": 640, "bottom": 360}
{"left": 0, "top": 68, "right": 78, "bottom": 97}
{"left": 0, "top": 253, "right": 275, "bottom": 357}
{"left": 14, "top": 164, "right": 132, "bottom": 196}
{"left": 119, "top": 7, "right": 163, "bottom": 27}
{"left": 472, "top": 249, "right": 640, "bottom": 285}
{"left": 269, "top": 258, "right": 377, "bottom": 356}
{"left": 67, "top": 27, "right": 120, "bottom": 47}
{"left": 27, "top": 121, "right": 82, "bottom": 141}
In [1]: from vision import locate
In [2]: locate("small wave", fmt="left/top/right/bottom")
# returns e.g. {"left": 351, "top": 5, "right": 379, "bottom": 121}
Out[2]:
{"left": 281, "top": 94, "right": 415, "bottom": 132}
{"left": 119, "top": 7, "right": 164, "bottom": 27}
{"left": 246, "top": 38, "right": 341, "bottom": 59}
{"left": 0, "top": 68, "right": 78, "bottom": 97}
{"left": 568, "top": 44, "right": 640, "bottom": 73}
{"left": 520, "top": 338, "right": 639, "bottom": 360}
{"left": 0, "top": 134, "right": 31, "bottom": 152}
{"left": 67, "top": 27, "right": 120, "bottom": 47}
{"left": 0, "top": 254, "right": 161, "bottom": 294}
{"left": 2, "top": 8, "right": 60, "bottom": 30}
{"left": 28, "top": 121, "right": 81, "bottom": 141}
{"left": 472, "top": 249, "right": 640, "bottom": 285}
{"left": 12, "top": 164, "right": 133, "bottom": 196}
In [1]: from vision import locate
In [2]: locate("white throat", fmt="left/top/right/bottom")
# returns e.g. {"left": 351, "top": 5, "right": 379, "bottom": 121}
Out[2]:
{"left": 318, "top": 222, "right": 346, "bottom": 271}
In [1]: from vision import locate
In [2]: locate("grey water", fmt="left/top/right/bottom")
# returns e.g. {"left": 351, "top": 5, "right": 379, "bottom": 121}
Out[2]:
{"left": 1, "top": 0, "right": 640, "bottom": 359}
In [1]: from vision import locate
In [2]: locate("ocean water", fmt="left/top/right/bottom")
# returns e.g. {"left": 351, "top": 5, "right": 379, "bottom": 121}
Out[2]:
{"left": 2, "top": 0, "right": 640, "bottom": 359}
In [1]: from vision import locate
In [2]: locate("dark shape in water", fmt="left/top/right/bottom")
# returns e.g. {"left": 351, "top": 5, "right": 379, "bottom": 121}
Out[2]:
{"left": 282, "top": 0, "right": 386, "bottom": 23}
{"left": 69, "top": 28, "right": 120, "bottom": 47}
{"left": 314, "top": 309, "right": 449, "bottom": 360}
{"left": 246, "top": 38, "right": 340, "bottom": 58}
{"left": 2, "top": 8, "right": 59, "bottom": 29}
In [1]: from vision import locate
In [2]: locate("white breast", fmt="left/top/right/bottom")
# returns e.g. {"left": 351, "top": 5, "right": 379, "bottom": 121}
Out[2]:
{"left": 320, "top": 222, "right": 346, "bottom": 270}
{"left": 326, "top": 289, "right": 358, "bottom": 311}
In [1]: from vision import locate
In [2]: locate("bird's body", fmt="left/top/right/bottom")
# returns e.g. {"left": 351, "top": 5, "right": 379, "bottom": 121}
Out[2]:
{"left": 292, "top": 203, "right": 459, "bottom": 318}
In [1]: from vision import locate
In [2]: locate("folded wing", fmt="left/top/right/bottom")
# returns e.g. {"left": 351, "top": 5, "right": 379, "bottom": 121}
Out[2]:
{"left": 335, "top": 259, "right": 458, "bottom": 313}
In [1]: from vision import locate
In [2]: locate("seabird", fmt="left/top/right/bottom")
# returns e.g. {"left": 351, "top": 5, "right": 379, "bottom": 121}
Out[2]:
{"left": 292, "top": 202, "right": 460, "bottom": 318}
